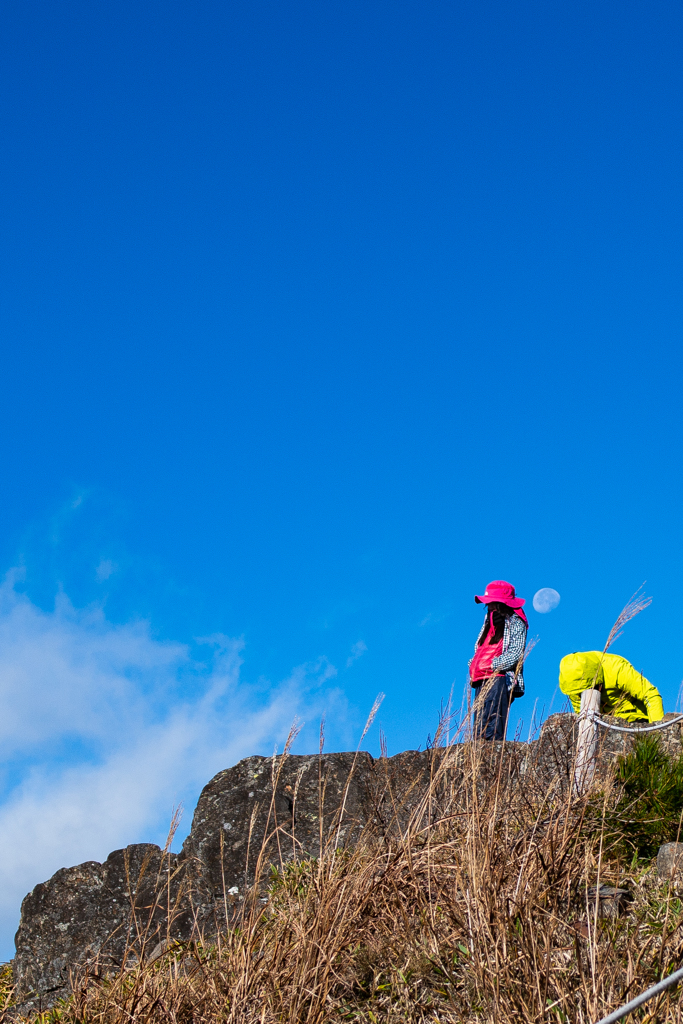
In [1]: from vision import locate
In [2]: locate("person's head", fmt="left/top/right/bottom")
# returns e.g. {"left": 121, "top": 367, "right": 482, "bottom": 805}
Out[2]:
{"left": 559, "top": 652, "right": 604, "bottom": 694}
{"left": 474, "top": 580, "right": 526, "bottom": 611}
{"left": 488, "top": 600, "right": 514, "bottom": 617}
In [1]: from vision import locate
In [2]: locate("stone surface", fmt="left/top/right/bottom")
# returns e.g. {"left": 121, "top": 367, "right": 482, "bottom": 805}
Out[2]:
{"left": 657, "top": 842, "right": 683, "bottom": 880}
{"left": 13, "top": 843, "right": 214, "bottom": 1013}
{"left": 13, "top": 744, "right": 511, "bottom": 1007}
{"left": 182, "top": 751, "right": 375, "bottom": 899}
{"left": 586, "top": 884, "right": 632, "bottom": 919}
{"left": 13, "top": 712, "right": 683, "bottom": 1010}
{"left": 181, "top": 747, "right": 468, "bottom": 901}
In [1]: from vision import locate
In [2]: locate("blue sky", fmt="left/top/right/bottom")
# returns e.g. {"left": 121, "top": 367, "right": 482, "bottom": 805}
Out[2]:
{"left": 1, "top": 0, "right": 683, "bottom": 957}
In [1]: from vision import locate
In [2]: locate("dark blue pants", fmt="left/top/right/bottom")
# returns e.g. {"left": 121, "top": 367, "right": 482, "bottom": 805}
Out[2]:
{"left": 473, "top": 675, "right": 512, "bottom": 741}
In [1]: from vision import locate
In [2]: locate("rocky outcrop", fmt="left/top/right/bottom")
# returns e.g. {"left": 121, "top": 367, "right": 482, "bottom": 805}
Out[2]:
{"left": 182, "top": 751, "right": 373, "bottom": 899}
{"left": 180, "top": 748, "right": 453, "bottom": 899}
{"left": 13, "top": 844, "right": 214, "bottom": 1012}
{"left": 13, "top": 712, "right": 683, "bottom": 1011}
{"left": 14, "top": 749, "right": 437, "bottom": 1011}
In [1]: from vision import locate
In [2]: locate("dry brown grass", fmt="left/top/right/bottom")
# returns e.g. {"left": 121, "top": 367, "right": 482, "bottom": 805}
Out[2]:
{"left": 5, "top": 705, "right": 683, "bottom": 1024}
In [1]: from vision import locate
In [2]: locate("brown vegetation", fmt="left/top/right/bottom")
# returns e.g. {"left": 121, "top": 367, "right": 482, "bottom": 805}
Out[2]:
{"left": 4, "top": 707, "right": 683, "bottom": 1024}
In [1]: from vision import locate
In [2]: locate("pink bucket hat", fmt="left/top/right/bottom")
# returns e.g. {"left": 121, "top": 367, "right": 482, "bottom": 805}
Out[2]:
{"left": 474, "top": 580, "right": 526, "bottom": 609}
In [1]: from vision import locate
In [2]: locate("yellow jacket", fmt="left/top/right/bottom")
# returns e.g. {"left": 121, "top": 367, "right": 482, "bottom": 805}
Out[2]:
{"left": 559, "top": 652, "right": 664, "bottom": 723}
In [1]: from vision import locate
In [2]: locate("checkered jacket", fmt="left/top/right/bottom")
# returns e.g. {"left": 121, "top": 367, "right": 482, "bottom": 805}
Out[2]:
{"left": 470, "top": 611, "right": 527, "bottom": 687}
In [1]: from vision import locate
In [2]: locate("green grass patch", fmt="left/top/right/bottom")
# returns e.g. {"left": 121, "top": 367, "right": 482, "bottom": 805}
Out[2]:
{"left": 612, "top": 735, "right": 683, "bottom": 859}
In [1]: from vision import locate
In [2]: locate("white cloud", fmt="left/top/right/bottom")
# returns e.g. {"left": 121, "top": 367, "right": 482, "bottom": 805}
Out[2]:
{"left": 0, "top": 574, "right": 346, "bottom": 960}
{"left": 95, "top": 558, "right": 116, "bottom": 581}
{"left": 346, "top": 640, "right": 367, "bottom": 667}
{"left": 418, "top": 607, "right": 451, "bottom": 628}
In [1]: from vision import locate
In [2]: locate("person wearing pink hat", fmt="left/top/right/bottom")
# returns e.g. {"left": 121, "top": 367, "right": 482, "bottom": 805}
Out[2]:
{"left": 469, "top": 580, "right": 528, "bottom": 740}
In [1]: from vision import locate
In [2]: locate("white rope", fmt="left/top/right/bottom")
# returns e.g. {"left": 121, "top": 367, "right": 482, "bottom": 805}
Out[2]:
{"left": 589, "top": 711, "right": 683, "bottom": 735}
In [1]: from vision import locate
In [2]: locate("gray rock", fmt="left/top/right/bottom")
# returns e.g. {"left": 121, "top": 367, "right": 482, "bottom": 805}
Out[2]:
{"left": 13, "top": 843, "right": 214, "bottom": 1013}
{"left": 12, "top": 745, "right": 492, "bottom": 1007}
{"left": 657, "top": 842, "right": 683, "bottom": 880}
{"left": 182, "top": 751, "right": 375, "bottom": 899}
{"left": 181, "top": 747, "right": 464, "bottom": 901}
{"left": 586, "top": 884, "right": 632, "bottom": 919}
{"left": 14, "top": 751, "right": 415, "bottom": 1008}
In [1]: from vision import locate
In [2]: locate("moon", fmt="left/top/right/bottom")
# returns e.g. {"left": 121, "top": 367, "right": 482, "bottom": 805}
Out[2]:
{"left": 533, "top": 588, "right": 561, "bottom": 613}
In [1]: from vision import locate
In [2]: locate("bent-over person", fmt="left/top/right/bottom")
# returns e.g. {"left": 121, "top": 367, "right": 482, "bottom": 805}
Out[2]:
{"left": 559, "top": 651, "right": 664, "bottom": 723}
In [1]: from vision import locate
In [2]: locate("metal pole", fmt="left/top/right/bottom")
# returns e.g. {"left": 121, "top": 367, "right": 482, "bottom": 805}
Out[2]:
{"left": 574, "top": 687, "right": 600, "bottom": 796}
{"left": 594, "top": 963, "right": 683, "bottom": 1024}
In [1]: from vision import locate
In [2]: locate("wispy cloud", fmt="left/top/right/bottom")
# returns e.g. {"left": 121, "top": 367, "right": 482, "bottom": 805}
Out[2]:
{"left": 0, "top": 574, "right": 346, "bottom": 960}
{"left": 346, "top": 640, "right": 367, "bottom": 667}
{"left": 418, "top": 606, "right": 452, "bottom": 628}
{"left": 95, "top": 558, "right": 117, "bottom": 581}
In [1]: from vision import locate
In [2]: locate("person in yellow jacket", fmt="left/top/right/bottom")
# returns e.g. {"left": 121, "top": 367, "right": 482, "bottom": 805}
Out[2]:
{"left": 559, "top": 652, "right": 664, "bottom": 723}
